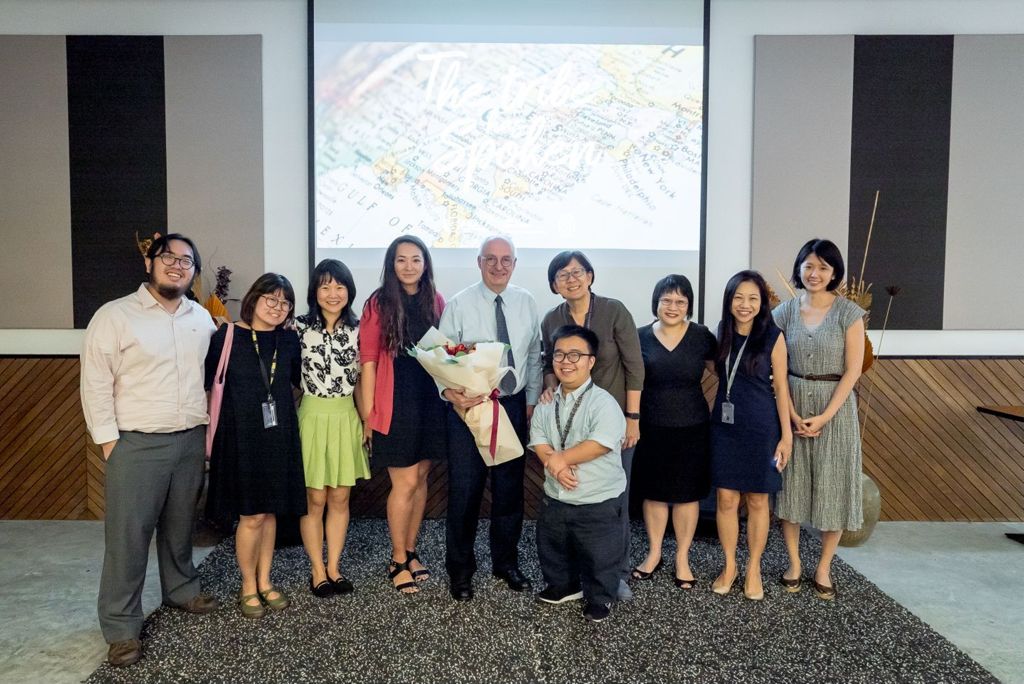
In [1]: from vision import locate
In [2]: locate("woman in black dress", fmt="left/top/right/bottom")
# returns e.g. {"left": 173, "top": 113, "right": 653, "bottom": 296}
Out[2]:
{"left": 709, "top": 271, "right": 792, "bottom": 601}
{"left": 358, "top": 236, "right": 446, "bottom": 594}
{"left": 206, "top": 274, "right": 306, "bottom": 618}
{"left": 631, "top": 275, "right": 716, "bottom": 589}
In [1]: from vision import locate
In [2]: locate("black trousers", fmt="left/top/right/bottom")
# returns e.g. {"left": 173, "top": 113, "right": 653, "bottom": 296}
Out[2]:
{"left": 445, "top": 392, "right": 527, "bottom": 581}
{"left": 536, "top": 495, "right": 623, "bottom": 605}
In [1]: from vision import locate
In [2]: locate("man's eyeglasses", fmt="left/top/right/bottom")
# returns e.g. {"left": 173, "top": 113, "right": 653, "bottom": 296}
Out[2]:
{"left": 481, "top": 256, "right": 515, "bottom": 268}
{"left": 552, "top": 350, "right": 594, "bottom": 363}
{"left": 157, "top": 253, "right": 195, "bottom": 270}
{"left": 260, "top": 295, "right": 292, "bottom": 312}
{"left": 555, "top": 268, "right": 588, "bottom": 283}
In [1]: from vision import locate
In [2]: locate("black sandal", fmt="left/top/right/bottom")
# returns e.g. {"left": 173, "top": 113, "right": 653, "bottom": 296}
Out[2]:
{"left": 673, "top": 575, "right": 697, "bottom": 590}
{"left": 388, "top": 559, "right": 419, "bottom": 594}
{"left": 406, "top": 549, "right": 430, "bottom": 582}
{"left": 630, "top": 558, "right": 664, "bottom": 581}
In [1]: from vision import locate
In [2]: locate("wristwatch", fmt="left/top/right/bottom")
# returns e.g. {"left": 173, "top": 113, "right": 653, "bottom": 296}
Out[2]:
{"left": 625, "top": 412, "right": 640, "bottom": 420}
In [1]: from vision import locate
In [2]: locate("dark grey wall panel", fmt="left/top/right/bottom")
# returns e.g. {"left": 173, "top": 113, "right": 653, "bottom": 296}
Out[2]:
{"left": 849, "top": 36, "right": 953, "bottom": 331}
{"left": 67, "top": 36, "right": 168, "bottom": 328}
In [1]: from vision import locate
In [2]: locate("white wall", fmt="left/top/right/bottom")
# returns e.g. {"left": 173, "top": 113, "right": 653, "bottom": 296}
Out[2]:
{"left": 4, "top": 0, "right": 1024, "bottom": 355}
{"left": 0, "top": 0, "right": 306, "bottom": 354}
{"left": 707, "top": 0, "right": 1024, "bottom": 355}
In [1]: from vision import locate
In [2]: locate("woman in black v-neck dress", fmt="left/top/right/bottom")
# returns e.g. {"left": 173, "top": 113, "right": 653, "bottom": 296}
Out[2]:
{"left": 630, "top": 275, "right": 717, "bottom": 588}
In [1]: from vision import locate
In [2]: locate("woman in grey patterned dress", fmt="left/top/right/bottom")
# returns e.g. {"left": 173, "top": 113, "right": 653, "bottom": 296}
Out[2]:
{"left": 772, "top": 239, "right": 865, "bottom": 600}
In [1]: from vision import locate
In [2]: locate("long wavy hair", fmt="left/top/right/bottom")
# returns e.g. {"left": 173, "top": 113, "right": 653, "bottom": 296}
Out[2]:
{"left": 715, "top": 270, "right": 775, "bottom": 376}
{"left": 372, "top": 235, "right": 439, "bottom": 353}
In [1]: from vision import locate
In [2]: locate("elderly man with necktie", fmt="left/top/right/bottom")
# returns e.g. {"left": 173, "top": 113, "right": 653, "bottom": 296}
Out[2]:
{"left": 439, "top": 235, "right": 543, "bottom": 601}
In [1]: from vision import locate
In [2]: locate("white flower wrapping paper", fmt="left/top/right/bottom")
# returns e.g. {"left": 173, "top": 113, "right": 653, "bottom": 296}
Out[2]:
{"left": 409, "top": 327, "right": 524, "bottom": 466}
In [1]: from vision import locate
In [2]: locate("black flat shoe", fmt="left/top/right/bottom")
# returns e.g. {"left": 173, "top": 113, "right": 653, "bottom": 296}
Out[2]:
{"left": 450, "top": 578, "right": 474, "bottom": 601}
{"left": 630, "top": 559, "right": 664, "bottom": 581}
{"left": 780, "top": 575, "right": 802, "bottom": 593}
{"left": 329, "top": 573, "right": 354, "bottom": 595}
{"left": 310, "top": 577, "right": 336, "bottom": 598}
{"left": 493, "top": 567, "right": 531, "bottom": 592}
{"left": 813, "top": 578, "right": 836, "bottom": 600}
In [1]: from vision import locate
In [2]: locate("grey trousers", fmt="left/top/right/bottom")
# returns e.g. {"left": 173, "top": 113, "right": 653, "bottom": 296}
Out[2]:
{"left": 98, "top": 428, "right": 205, "bottom": 643}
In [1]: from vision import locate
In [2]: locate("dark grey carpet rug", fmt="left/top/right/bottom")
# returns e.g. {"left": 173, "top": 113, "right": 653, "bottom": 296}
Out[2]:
{"left": 87, "top": 520, "right": 995, "bottom": 684}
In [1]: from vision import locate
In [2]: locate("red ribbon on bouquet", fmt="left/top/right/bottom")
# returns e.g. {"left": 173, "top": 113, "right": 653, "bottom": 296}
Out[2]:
{"left": 488, "top": 389, "right": 500, "bottom": 461}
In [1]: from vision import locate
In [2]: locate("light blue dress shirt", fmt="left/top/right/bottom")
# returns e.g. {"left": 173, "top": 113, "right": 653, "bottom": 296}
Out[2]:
{"left": 528, "top": 379, "right": 626, "bottom": 505}
{"left": 438, "top": 281, "right": 543, "bottom": 405}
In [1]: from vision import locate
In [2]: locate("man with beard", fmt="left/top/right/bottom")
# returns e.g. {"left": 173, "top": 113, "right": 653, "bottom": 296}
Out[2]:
{"left": 81, "top": 233, "right": 219, "bottom": 667}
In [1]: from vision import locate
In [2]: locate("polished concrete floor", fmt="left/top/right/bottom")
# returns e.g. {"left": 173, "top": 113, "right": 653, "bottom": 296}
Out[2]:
{"left": 0, "top": 520, "right": 1021, "bottom": 684}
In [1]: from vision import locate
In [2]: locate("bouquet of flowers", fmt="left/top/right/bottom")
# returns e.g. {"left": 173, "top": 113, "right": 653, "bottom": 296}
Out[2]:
{"left": 409, "top": 328, "right": 524, "bottom": 466}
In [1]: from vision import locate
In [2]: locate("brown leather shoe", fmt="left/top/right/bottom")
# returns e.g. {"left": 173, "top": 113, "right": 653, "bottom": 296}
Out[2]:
{"left": 107, "top": 638, "right": 142, "bottom": 667}
{"left": 168, "top": 592, "right": 220, "bottom": 614}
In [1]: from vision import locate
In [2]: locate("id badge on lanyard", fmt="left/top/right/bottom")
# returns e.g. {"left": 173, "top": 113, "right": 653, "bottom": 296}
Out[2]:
{"left": 721, "top": 336, "right": 748, "bottom": 425}
{"left": 261, "top": 398, "right": 278, "bottom": 429}
{"left": 252, "top": 328, "right": 280, "bottom": 430}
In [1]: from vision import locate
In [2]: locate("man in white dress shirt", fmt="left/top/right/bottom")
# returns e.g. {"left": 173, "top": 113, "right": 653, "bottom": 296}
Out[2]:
{"left": 439, "top": 236, "right": 543, "bottom": 601}
{"left": 81, "top": 234, "right": 219, "bottom": 667}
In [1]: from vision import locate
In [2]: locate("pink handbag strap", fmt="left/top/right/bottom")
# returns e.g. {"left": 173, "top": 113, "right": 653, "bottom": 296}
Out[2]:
{"left": 206, "top": 322, "right": 234, "bottom": 458}
{"left": 214, "top": 322, "right": 235, "bottom": 385}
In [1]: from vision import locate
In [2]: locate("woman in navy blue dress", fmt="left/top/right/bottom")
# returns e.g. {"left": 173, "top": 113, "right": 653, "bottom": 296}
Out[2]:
{"left": 710, "top": 271, "right": 793, "bottom": 601}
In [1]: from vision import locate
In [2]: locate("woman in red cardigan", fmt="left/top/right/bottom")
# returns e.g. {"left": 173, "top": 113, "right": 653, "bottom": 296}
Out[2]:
{"left": 359, "top": 235, "right": 446, "bottom": 594}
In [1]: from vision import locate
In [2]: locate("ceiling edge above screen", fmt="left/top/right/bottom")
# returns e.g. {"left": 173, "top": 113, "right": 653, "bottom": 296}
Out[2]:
{"left": 307, "top": 0, "right": 709, "bottom": 327}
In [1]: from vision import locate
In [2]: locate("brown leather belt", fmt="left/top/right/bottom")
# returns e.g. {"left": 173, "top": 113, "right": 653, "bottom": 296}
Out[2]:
{"left": 788, "top": 370, "right": 842, "bottom": 381}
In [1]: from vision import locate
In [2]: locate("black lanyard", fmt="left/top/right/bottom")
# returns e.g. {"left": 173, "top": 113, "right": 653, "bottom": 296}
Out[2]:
{"left": 565, "top": 294, "right": 594, "bottom": 330}
{"left": 554, "top": 382, "right": 595, "bottom": 451}
{"left": 251, "top": 328, "right": 278, "bottom": 399}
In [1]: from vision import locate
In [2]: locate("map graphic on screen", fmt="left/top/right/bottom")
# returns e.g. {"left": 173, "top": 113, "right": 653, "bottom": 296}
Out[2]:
{"left": 314, "top": 42, "right": 703, "bottom": 251}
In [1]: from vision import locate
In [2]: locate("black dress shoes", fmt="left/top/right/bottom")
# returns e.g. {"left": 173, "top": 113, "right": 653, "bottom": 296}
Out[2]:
{"left": 450, "top": 578, "right": 474, "bottom": 601}
{"left": 493, "top": 567, "right": 532, "bottom": 592}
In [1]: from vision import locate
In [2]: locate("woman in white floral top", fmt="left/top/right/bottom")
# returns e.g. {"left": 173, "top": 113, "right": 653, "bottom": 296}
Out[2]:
{"left": 295, "top": 259, "right": 370, "bottom": 598}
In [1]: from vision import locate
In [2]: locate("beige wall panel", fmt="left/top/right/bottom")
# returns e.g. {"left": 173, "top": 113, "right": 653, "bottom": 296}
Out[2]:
{"left": 164, "top": 35, "right": 264, "bottom": 314}
{"left": 944, "top": 35, "right": 1024, "bottom": 330}
{"left": 0, "top": 36, "right": 74, "bottom": 328}
{"left": 751, "top": 35, "right": 853, "bottom": 295}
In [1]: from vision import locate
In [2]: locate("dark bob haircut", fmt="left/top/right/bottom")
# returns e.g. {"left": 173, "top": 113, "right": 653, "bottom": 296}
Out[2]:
{"left": 239, "top": 273, "right": 296, "bottom": 327}
{"left": 306, "top": 259, "right": 358, "bottom": 328}
{"left": 791, "top": 238, "right": 845, "bottom": 291}
{"left": 146, "top": 233, "right": 202, "bottom": 276}
{"left": 550, "top": 324, "right": 600, "bottom": 357}
{"left": 651, "top": 274, "right": 694, "bottom": 319}
{"left": 547, "top": 250, "right": 595, "bottom": 295}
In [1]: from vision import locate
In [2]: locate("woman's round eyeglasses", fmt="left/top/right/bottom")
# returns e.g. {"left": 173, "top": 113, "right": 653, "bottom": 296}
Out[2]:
{"left": 260, "top": 295, "right": 292, "bottom": 312}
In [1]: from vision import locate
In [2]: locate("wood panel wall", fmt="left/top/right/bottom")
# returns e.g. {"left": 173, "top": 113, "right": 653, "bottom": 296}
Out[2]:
{"left": 2, "top": 357, "right": 1022, "bottom": 522}
{"left": 0, "top": 358, "right": 94, "bottom": 519}
{"left": 858, "top": 358, "right": 1024, "bottom": 521}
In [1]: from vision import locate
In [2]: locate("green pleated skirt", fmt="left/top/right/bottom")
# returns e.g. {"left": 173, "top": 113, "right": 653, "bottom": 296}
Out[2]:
{"left": 297, "top": 394, "right": 370, "bottom": 489}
